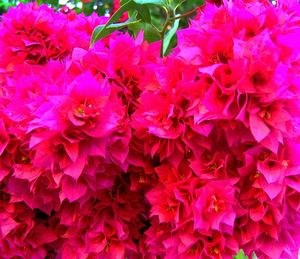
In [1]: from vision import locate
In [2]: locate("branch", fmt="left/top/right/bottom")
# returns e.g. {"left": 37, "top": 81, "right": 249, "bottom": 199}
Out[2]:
{"left": 160, "top": 12, "right": 170, "bottom": 57}
{"left": 169, "top": 7, "right": 198, "bottom": 21}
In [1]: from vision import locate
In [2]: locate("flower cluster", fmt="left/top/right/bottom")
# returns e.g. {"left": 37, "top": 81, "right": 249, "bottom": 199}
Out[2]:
{"left": 0, "top": 1, "right": 300, "bottom": 258}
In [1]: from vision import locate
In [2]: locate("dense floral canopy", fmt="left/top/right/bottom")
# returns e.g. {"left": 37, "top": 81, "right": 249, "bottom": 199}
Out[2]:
{"left": 0, "top": 0, "right": 300, "bottom": 258}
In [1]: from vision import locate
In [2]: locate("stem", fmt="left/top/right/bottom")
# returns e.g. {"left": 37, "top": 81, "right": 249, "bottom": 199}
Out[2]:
{"left": 169, "top": 7, "right": 199, "bottom": 21}
{"left": 159, "top": 6, "right": 199, "bottom": 57}
{"left": 160, "top": 12, "right": 170, "bottom": 57}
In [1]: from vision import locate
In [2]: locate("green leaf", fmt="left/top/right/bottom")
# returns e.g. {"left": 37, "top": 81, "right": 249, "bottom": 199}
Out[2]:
{"left": 90, "top": 0, "right": 136, "bottom": 45}
{"left": 194, "top": 0, "right": 205, "bottom": 6}
{"left": 119, "top": 0, "right": 152, "bottom": 23}
{"left": 107, "top": 0, "right": 136, "bottom": 25}
{"left": 0, "top": 0, "right": 10, "bottom": 8}
{"left": 169, "top": 0, "right": 187, "bottom": 10}
{"left": 133, "top": 3, "right": 152, "bottom": 23}
{"left": 37, "top": 0, "right": 44, "bottom": 5}
{"left": 91, "top": 19, "right": 141, "bottom": 43}
{"left": 234, "top": 250, "right": 249, "bottom": 259}
{"left": 162, "top": 18, "right": 180, "bottom": 56}
{"left": 133, "top": 0, "right": 165, "bottom": 5}
{"left": 128, "top": 22, "right": 161, "bottom": 42}
{"left": 91, "top": 0, "right": 150, "bottom": 45}
{"left": 120, "top": 0, "right": 131, "bottom": 4}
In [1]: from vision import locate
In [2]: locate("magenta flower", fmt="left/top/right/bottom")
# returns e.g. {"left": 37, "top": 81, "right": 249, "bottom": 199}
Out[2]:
{"left": 194, "top": 180, "right": 236, "bottom": 234}
{"left": 0, "top": 4, "right": 71, "bottom": 67}
{"left": 1, "top": 0, "right": 300, "bottom": 258}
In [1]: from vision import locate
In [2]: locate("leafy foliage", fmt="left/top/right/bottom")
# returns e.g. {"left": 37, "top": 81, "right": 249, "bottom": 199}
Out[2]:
{"left": 234, "top": 250, "right": 249, "bottom": 259}
{"left": 1, "top": 0, "right": 204, "bottom": 56}
{"left": 91, "top": 0, "right": 204, "bottom": 56}
{"left": 0, "top": 0, "right": 113, "bottom": 15}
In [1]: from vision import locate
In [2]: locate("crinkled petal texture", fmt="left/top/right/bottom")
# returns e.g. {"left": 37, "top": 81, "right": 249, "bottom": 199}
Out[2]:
{"left": 1, "top": 0, "right": 300, "bottom": 258}
{"left": 0, "top": 3, "right": 107, "bottom": 68}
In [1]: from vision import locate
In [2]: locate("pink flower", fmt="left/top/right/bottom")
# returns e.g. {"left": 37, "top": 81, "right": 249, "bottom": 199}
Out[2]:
{"left": 0, "top": 4, "right": 71, "bottom": 67}
{"left": 67, "top": 13, "right": 109, "bottom": 50}
{"left": 191, "top": 149, "right": 240, "bottom": 180}
{"left": 177, "top": 29, "right": 234, "bottom": 66}
{"left": 0, "top": 0, "right": 300, "bottom": 258}
{"left": 134, "top": 91, "right": 185, "bottom": 139}
{"left": 194, "top": 180, "right": 236, "bottom": 234}
{"left": 28, "top": 70, "right": 121, "bottom": 180}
